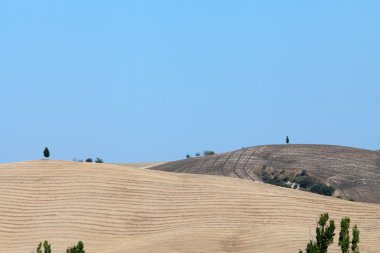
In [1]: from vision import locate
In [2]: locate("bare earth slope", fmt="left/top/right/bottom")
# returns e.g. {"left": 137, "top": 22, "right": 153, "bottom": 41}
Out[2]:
{"left": 0, "top": 160, "right": 379, "bottom": 253}
{"left": 151, "top": 144, "right": 380, "bottom": 203}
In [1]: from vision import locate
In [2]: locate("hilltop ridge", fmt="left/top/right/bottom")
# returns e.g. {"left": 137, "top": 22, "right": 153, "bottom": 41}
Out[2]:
{"left": 150, "top": 144, "right": 380, "bottom": 203}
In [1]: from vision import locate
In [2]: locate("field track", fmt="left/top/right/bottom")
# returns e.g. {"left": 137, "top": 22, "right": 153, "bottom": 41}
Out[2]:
{"left": 0, "top": 160, "right": 379, "bottom": 253}
{"left": 151, "top": 144, "right": 380, "bottom": 203}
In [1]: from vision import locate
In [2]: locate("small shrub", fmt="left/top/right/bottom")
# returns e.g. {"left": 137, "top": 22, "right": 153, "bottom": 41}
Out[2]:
{"left": 186, "top": 154, "right": 190, "bottom": 159}
{"left": 195, "top": 152, "right": 201, "bottom": 157}
{"left": 296, "top": 176, "right": 316, "bottom": 189}
{"left": 85, "top": 158, "right": 93, "bottom": 163}
{"left": 95, "top": 157, "right": 103, "bottom": 163}
{"left": 310, "top": 183, "right": 335, "bottom": 196}
{"left": 203, "top": 150, "right": 215, "bottom": 156}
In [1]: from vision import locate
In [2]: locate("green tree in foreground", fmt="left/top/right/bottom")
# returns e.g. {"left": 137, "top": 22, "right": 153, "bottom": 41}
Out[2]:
{"left": 300, "top": 213, "right": 335, "bottom": 253}
{"left": 339, "top": 217, "right": 350, "bottom": 253}
{"left": 66, "top": 241, "right": 85, "bottom": 253}
{"left": 36, "top": 241, "right": 51, "bottom": 253}
{"left": 351, "top": 225, "right": 360, "bottom": 253}
{"left": 338, "top": 217, "right": 360, "bottom": 253}
{"left": 300, "top": 214, "right": 360, "bottom": 253}
{"left": 43, "top": 147, "right": 50, "bottom": 159}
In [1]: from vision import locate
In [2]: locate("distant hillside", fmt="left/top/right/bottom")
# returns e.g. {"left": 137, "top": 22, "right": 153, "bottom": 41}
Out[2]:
{"left": 0, "top": 160, "right": 379, "bottom": 252}
{"left": 150, "top": 144, "right": 380, "bottom": 203}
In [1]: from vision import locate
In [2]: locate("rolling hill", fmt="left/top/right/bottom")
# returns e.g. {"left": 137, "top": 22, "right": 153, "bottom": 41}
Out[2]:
{"left": 150, "top": 144, "right": 380, "bottom": 203}
{"left": 0, "top": 160, "right": 379, "bottom": 252}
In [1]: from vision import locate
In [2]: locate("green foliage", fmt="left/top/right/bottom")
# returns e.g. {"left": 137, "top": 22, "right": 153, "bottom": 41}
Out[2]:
{"left": 306, "top": 241, "right": 320, "bottom": 253}
{"left": 85, "top": 158, "right": 93, "bottom": 163}
{"left": 195, "top": 152, "right": 201, "bottom": 157}
{"left": 37, "top": 242, "right": 42, "bottom": 253}
{"left": 339, "top": 217, "right": 350, "bottom": 253}
{"left": 186, "top": 154, "right": 190, "bottom": 159}
{"left": 316, "top": 213, "right": 336, "bottom": 253}
{"left": 351, "top": 225, "right": 360, "bottom": 253}
{"left": 203, "top": 150, "right": 215, "bottom": 156}
{"left": 95, "top": 157, "right": 103, "bottom": 163}
{"left": 37, "top": 241, "right": 51, "bottom": 253}
{"left": 300, "top": 213, "right": 335, "bottom": 253}
{"left": 286, "top": 136, "right": 290, "bottom": 144}
{"left": 310, "top": 183, "right": 335, "bottom": 196}
{"left": 300, "top": 214, "right": 360, "bottom": 253}
{"left": 296, "top": 175, "right": 316, "bottom": 189}
{"left": 43, "top": 147, "right": 50, "bottom": 159}
{"left": 43, "top": 241, "right": 51, "bottom": 253}
{"left": 66, "top": 241, "right": 85, "bottom": 253}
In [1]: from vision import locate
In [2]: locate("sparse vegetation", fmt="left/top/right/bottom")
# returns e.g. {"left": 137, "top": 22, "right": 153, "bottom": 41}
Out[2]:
{"left": 36, "top": 241, "right": 85, "bottom": 253}
{"left": 259, "top": 167, "right": 335, "bottom": 196}
{"left": 203, "top": 150, "right": 215, "bottom": 156}
{"left": 85, "top": 158, "right": 93, "bottom": 163}
{"left": 95, "top": 157, "right": 103, "bottom": 163}
{"left": 186, "top": 154, "right": 191, "bottom": 159}
{"left": 286, "top": 136, "right": 290, "bottom": 144}
{"left": 195, "top": 152, "right": 201, "bottom": 157}
{"left": 43, "top": 147, "right": 50, "bottom": 159}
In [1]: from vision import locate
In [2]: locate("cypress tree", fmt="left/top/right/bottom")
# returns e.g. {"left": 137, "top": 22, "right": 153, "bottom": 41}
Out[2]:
{"left": 351, "top": 225, "right": 360, "bottom": 253}
{"left": 339, "top": 217, "right": 350, "bottom": 253}
{"left": 43, "top": 147, "right": 50, "bottom": 159}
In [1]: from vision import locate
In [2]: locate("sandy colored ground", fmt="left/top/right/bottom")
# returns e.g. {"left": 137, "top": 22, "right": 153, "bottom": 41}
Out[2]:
{"left": 0, "top": 160, "right": 379, "bottom": 253}
{"left": 151, "top": 144, "right": 380, "bottom": 203}
{"left": 116, "top": 162, "right": 166, "bottom": 169}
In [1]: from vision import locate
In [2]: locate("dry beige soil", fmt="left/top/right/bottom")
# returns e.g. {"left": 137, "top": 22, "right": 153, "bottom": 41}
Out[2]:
{"left": 0, "top": 160, "right": 379, "bottom": 253}
{"left": 151, "top": 144, "right": 380, "bottom": 203}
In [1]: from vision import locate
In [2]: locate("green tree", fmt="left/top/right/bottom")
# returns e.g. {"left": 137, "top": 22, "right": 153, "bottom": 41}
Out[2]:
{"left": 286, "top": 136, "right": 290, "bottom": 144}
{"left": 43, "top": 147, "right": 50, "bottom": 159}
{"left": 44, "top": 241, "right": 51, "bottom": 253}
{"left": 300, "top": 213, "right": 335, "bottom": 253}
{"left": 36, "top": 241, "right": 51, "bottom": 253}
{"left": 316, "top": 213, "right": 335, "bottom": 253}
{"left": 351, "top": 225, "right": 360, "bottom": 253}
{"left": 66, "top": 241, "right": 85, "bottom": 253}
{"left": 37, "top": 242, "right": 42, "bottom": 253}
{"left": 339, "top": 217, "right": 350, "bottom": 253}
{"left": 186, "top": 154, "right": 190, "bottom": 159}
{"left": 85, "top": 158, "right": 93, "bottom": 163}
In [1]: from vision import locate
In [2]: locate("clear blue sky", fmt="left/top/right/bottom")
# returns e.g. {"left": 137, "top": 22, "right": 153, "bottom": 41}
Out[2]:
{"left": 1, "top": 1, "right": 379, "bottom": 163}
